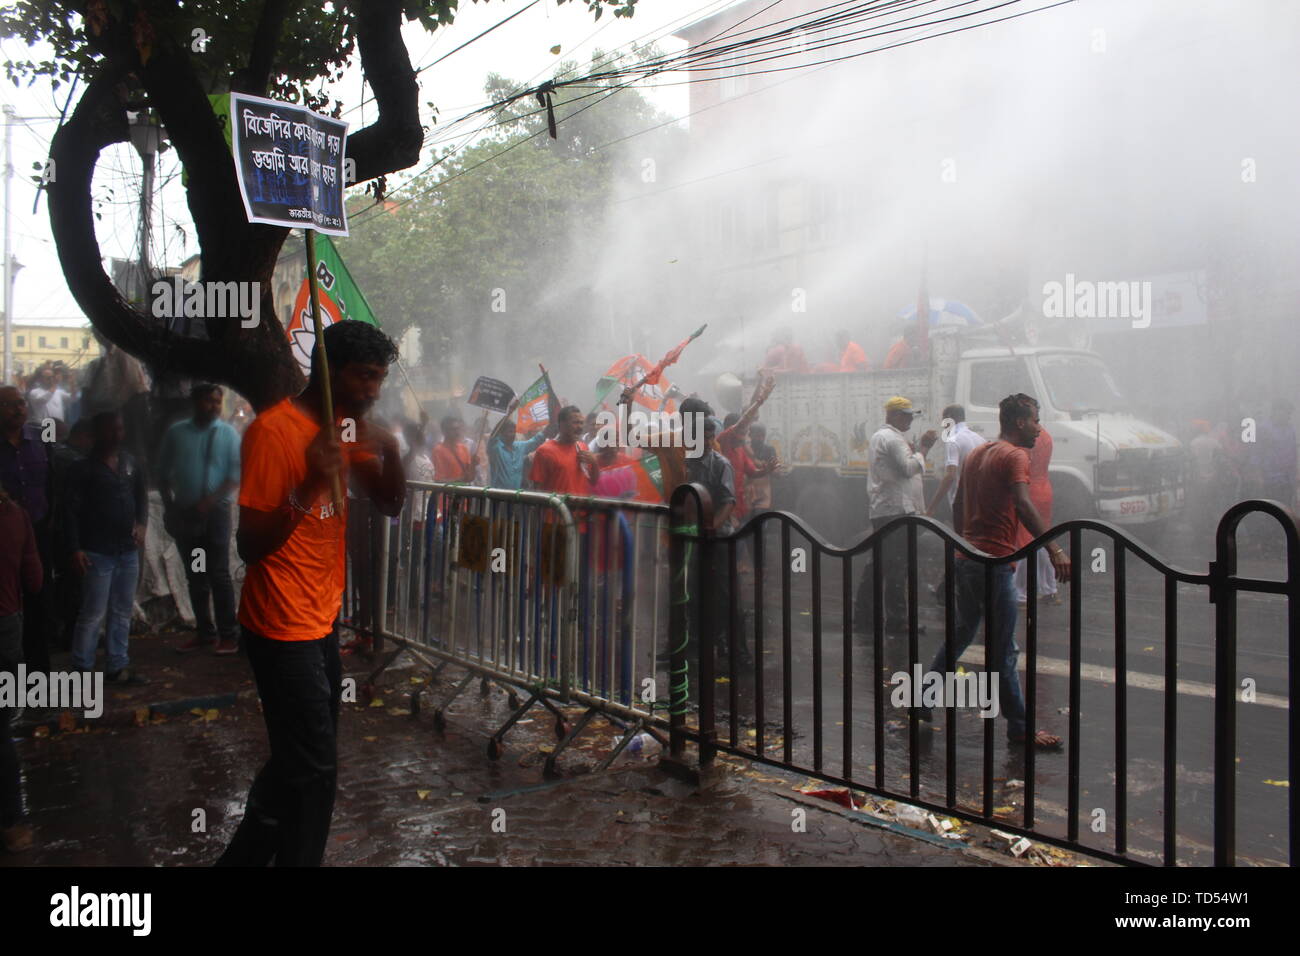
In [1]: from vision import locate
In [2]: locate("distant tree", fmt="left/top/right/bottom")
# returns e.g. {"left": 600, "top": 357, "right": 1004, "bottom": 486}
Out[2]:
{"left": 337, "top": 51, "right": 686, "bottom": 391}
{"left": 0, "top": 0, "right": 637, "bottom": 409}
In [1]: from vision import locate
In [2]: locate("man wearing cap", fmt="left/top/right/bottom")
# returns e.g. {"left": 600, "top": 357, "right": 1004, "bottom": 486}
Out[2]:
{"left": 855, "top": 396, "right": 937, "bottom": 637}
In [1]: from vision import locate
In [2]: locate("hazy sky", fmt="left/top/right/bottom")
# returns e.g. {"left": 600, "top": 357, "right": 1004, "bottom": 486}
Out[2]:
{"left": 0, "top": 0, "right": 710, "bottom": 321}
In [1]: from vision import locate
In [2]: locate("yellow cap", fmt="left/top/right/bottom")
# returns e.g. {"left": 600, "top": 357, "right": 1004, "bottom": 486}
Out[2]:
{"left": 884, "top": 396, "right": 917, "bottom": 413}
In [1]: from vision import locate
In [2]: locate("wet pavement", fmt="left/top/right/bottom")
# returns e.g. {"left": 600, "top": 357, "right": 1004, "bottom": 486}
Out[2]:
{"left": 687, "top": 517, "right": 1292, "bottom": 866}
{"left": 3, "top": 628, "right": 1015, "bottom": 867}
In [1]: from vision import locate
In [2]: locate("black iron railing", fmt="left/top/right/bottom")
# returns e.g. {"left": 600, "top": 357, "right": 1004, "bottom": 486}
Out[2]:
{"left": 668, "top": 485, "right": 1297, "bottom": 867}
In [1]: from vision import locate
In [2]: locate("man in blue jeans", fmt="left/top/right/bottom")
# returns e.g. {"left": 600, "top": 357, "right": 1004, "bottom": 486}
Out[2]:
{"left": 65, "top": 411, "right": 148, "bottom": 684}
{"left": 920, "top": 394, "right": 1070, "bottom": 750}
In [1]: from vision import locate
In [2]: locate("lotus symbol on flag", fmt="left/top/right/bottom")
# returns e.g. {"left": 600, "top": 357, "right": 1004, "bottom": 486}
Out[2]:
{"left": 288, "top": 279, "right": 343, "bottom": 374}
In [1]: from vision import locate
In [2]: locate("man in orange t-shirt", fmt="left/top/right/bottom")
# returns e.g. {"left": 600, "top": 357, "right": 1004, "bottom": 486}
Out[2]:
{"left": 218, "top": 321, "right": 405, "bottom": 867}
{"left": 529, "top": 405, "right": 599, "bottom": 496}
{"left": 432, "top": 415, "right": 475, "bottom": 482}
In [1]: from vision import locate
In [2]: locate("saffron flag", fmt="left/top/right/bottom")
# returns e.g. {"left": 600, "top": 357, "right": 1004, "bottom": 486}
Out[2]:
{"left": 593, "top": 354, "right": 677, "bottom": 416}
{"left": 629, "top": 451, "right": 666, "bottom": 502}
{"left": 286, "top": 235, "right": 380, "bottom": 375}
{"left": 514, "top": 374, "right": 553, "bottom": 437}
{"left": 643, "top": 324, "right": 706, "bottom": 386}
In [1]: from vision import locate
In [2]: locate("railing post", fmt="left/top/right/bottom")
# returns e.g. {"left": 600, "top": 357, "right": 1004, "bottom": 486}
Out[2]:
{"left": 1209, "top": 516, "right": 1238, "bottom": 866}
{"left": 697, "top": 515, "right": 717, "bottom": 769}
{"left": 376, "top": 509, "right": 390, "bottom": 656}
{"left": 664, "top": 483, "right": 713, "bottom": 778}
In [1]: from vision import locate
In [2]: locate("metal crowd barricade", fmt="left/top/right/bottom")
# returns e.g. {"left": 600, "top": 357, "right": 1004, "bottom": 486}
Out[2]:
{"left": 354, "top": 479, "right": 673, "bottom": 769}
{"left": 669, "top": 484, "right": 1298, "bottom": 867}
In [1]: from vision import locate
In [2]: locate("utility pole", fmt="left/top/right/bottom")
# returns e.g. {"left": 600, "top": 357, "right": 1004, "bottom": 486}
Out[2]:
{"left": 3, "top": 103, "right": 13, "bottom": 385}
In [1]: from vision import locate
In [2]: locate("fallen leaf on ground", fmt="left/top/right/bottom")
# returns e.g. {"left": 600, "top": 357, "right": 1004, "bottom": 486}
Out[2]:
{"left": 34, "top": 726, "right": 49, "bottom": 738}
{"left": 1263, "top": 779, "right": 1289, "bottom": 787}
{"left": 204, "top": 709, "right": 219, "bottom": 721}
{"left": 363, "top": 736, "right": 378, "bottom": 742}
{"left": 369, "top": 698, "right": 385, "bottom": 708}
{"left": 417, "top": 790, "right": 431, "bottom": 800}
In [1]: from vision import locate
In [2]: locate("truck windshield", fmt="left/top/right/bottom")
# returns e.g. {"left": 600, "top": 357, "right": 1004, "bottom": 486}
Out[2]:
{"left": 1038, "top": 354, "right": 1126, "bottom": 413}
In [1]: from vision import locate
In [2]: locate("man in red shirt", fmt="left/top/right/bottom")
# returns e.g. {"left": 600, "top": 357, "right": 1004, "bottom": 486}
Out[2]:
{"left": 920, "top": 393, "right": 1070, "bottom": 750}
{"left": 529, "top": 405, "right": 598, "bottom": 495}
{"left": 218, "top": 321, "right": 405, "bottom": 867}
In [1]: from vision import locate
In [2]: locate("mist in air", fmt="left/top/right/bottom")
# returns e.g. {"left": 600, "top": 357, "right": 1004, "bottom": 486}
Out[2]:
{"left": 517, "top": 0, "right": 1300, "bottom": 422}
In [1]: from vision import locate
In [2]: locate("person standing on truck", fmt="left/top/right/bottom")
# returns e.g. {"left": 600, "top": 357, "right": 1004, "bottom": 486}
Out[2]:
{"left": 763, "top": 328, "right": 810, "bottom": 374}
{"left": 855, "top": 396, "right": 938, "bottom": 637}
{"left": 918, "top": 393, "right": 1070, "bottom": 751}
{"left": 882, "top": 323, "right": 924, "bottom": 370}
{"left": 836, "top": 330, "right": 870, "bottom": 373}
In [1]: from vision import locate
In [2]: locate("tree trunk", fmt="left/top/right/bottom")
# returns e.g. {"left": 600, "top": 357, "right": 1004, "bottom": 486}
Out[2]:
{"left": 46, "top": 0, "right": 422, "bottom": 412}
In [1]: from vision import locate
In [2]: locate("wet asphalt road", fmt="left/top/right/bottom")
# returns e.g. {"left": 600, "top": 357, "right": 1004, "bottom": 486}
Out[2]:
{"left": 659, "top": 516, "right": 1292, "bottom": 866}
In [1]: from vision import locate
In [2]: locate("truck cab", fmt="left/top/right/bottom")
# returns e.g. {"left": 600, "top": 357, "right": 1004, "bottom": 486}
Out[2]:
{"left": 954, "top": 346, "right": 1186, "bottom": 526}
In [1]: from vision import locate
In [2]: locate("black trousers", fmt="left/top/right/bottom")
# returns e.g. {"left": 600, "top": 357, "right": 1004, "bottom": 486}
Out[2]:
{"left": 21, "top": 519, "right": 53, "bottom": 672}
{"left": 175, "top": 502, "right": 238, "bottom": 642}
{"left": 855, "top": 516, "right": 910, "bottom": 632}
{"left": 217, "top": 625, "right": 342, "bottom": 867}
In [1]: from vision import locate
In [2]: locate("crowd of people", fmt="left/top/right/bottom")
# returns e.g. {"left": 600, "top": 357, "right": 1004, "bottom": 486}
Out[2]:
{"left": 2, "top": 314, "right": 1296, "bottom": 862}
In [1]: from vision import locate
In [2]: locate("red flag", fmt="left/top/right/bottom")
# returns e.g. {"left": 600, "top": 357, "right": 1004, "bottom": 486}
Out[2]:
{"left": 642, "top": 324, "right": 707, "bottom": 386}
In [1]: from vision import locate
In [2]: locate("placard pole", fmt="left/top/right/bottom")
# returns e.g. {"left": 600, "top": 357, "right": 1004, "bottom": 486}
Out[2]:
{"left": 305, "top": 228, "right": 345, "bottom": 514}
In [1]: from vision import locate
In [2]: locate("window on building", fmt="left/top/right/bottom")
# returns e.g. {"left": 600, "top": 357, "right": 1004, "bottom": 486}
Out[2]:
{"left": 61, "top": 337, "right": 69, "bottom": 349}
{"left": 15, "top": 335, "right": 24, "bottom": 348}
{"left": 82, "top": 337, "right": 90, "bottom": 350}
{"left": 39, "top": 336, "right": 47, "bottom": 348}
{"left": 720, "top": 61, "right": 748, "bottom": 100}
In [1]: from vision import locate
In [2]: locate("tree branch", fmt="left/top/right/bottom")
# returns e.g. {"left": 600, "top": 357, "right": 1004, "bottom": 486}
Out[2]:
{"left": 346, "top": 0, "right": 423, "bottom": 182}
{"left": 47, "top": 59, "right": 219, "bottom": 379}
{"left": 233, "top": 0, "right": 300, "bottom": 94}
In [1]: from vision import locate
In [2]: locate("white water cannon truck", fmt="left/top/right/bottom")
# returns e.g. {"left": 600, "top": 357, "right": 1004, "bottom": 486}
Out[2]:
{"left": 737, "top": 320, "right": 1185, "bottom": 544}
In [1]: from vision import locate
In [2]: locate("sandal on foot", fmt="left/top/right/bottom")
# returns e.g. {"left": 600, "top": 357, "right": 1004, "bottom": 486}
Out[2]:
{"left": 1009, "top": 729, "right": 1062, "bottom": 750}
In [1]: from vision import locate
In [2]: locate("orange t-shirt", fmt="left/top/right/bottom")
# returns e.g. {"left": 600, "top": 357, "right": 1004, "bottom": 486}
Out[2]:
{"left": 883, "top": 338, "right": 910, "bottom": 369}
{"left": 432, "top": 441, "right": 472, "bottom": 481}
{"left": 958, "top": 440, "right": 1031, "bottom": 558}
{"left": 237, "top": 399, "right": 376, "bottom": 642}
{"left": 839, "top": 340, "right": 869, "bottom": 372}
{"left": 529, "top": 439, "right": 595, "bottom": 495}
